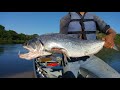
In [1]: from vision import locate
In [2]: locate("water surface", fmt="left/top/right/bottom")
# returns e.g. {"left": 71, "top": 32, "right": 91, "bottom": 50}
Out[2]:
{"left": 0, "top": 44, "right": 34, "bottom": 78}
{"left": 0, "top": 44, "right": 120, "bottom": 78}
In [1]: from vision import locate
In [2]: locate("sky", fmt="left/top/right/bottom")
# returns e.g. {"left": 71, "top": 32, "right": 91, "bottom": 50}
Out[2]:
{"left": 0, "top": 12, "right": 120, "bottom": 35}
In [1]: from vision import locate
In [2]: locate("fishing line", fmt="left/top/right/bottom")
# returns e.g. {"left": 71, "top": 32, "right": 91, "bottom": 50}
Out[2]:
{"left": 18, "top": 50, "right": 20, "bottom": 55}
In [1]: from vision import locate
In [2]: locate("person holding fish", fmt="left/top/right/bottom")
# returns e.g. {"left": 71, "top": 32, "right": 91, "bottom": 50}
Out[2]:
{"left": 53, "top": 12, "right": 120, "bottom": 78}
{"left": 19, "top": 12, "right": 120, "bottom": 78}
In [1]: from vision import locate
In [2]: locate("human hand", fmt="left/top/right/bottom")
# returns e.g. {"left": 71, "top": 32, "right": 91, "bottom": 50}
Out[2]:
{"left": 102, "top": 34, "right": 115, "bottom": 49}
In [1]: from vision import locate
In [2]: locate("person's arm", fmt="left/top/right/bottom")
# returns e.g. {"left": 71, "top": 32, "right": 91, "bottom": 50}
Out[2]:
{"left": 59, "top": 13, "right": 71, "bottom": 34}
{"left": 93, "top": 15, "right": 116, "bottom": 49}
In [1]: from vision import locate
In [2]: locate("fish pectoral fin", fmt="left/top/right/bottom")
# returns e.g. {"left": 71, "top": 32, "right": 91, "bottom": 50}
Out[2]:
{"left": 51, "top": 47, "right": 64, "bottom": 53}
{"left": 51, "top": 47, "right": 71, "bottom": 60}
{"left": 61, "top": 49, "right": 71, "bottom": 60}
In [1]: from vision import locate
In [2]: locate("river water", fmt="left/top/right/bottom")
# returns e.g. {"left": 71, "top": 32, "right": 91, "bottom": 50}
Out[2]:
{"left": 0, "top": 44, "right": 34, "bottom": 78}
{"left": 0, "top": 44, "right": 120, "bottom": 78}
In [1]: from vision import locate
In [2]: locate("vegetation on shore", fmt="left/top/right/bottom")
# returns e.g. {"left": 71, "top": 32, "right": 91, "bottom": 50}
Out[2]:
{"left": 0, "top": 25, "right": 39, "bottom": 44}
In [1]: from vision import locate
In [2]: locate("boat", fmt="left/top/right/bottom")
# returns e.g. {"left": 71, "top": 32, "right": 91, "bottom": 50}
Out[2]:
{"left": 33, "top": 54, "right": 98, "bottom": 78}
{"left": 33, "top": 54, "right": 63, "bottom": 78}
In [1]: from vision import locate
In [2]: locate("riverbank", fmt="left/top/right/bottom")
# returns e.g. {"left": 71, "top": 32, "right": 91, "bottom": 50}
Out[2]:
{"left": 0, "top": 25, "right": 39, "bottom": 44}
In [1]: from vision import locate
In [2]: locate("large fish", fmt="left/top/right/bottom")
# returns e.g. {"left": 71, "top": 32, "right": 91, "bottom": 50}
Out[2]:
{"left": 19, "top": 33, "right": 117, "bottom": 60}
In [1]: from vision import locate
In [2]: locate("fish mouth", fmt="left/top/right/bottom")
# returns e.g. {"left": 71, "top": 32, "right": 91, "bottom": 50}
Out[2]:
{"left": 19, "top": 48, "right": 52, "bottom": 60}
{"left": 19, "top": 44, "right": 40, "bottom": 60}
{"left": 19, "top": 51, "right": 43, "bottom": 60}
{"left": 19, "top": 43, "right": 52, "bottom": 60}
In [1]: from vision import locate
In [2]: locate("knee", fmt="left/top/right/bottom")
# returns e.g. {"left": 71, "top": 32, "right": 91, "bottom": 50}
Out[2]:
{"left": 62, "top": 71, "right": 76, "bottom": 78}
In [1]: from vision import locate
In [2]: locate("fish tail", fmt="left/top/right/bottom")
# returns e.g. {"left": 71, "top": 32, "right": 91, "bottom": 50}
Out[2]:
{"left": 113, "top": 45, "right": 119, "bottom": 51}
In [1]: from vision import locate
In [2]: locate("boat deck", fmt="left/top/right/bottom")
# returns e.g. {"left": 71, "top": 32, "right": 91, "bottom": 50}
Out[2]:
{"left": 33, "top": 56, "right": 63, "bottom": 78}
{"left": 33, "top": 55, "right": 98, "bottom": 78}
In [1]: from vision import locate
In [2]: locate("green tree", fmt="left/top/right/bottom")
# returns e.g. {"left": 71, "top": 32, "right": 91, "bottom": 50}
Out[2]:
{"left": 0, "top": 25, "right": 5, "bottom": 30}
{"left": 7, "top": 30, "right": 18, "bottom": 40}
{"left": 18, "top": 33, "right": 26, "bottom": 40}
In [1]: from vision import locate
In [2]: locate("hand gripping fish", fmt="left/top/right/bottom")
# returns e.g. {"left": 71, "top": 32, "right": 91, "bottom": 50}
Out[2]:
{"left": 19, "top": 33, "right": 118, "bottom": 60}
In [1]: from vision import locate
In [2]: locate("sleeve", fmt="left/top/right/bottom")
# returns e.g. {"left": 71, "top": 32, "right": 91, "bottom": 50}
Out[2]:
{"left": 59, "top": 13, "right": 71, "bottom": 34}
{"left": 93, "top": 15, "right": 110, "bottom": 34}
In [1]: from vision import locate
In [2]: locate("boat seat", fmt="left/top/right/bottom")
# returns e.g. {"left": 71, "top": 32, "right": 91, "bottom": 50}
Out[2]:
{"left": 37, "top": 57, "right": 52, "bottom": 63}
